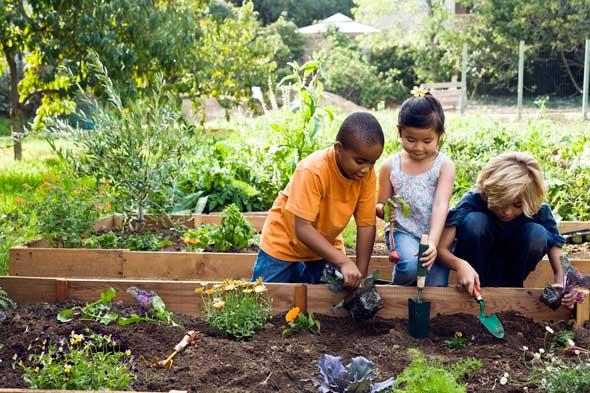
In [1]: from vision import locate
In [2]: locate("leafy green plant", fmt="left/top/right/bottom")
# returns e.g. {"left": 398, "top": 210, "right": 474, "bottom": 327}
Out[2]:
{"left": 313, "top": 353, "right": 395, "bottom": 392}
{"left": 445, "top": 331, "right": 467, "bottom": 350}
{"left": 282, "top": 307, "right": 320, "bottom": 336}
{"left": 393, "top": 348, "right": 482, "bottom": 393}
{"left": 57, "top": 287, "right": 119, "bottom": 325}
{"left": 57, "top": 287, "right": 181, "bottom": 327}
{"left": 26, "top": 175, "right": 109, "bottom": 248}
{"left": 0, "top": 285, "right": 16, "bottom": 321}
{"left": 182, "top": 203, "right": 256, "bottom": 252}
{"left": 84, "top": 231, "right": 172, "bottom": 251}
{"left": 195, "top": 278, "right": 272, "bottom": 339}
{"left": 12, "top": 329, "right": 136, "bottom": 390}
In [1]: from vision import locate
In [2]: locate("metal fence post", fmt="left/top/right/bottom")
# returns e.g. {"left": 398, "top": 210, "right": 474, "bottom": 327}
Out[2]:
{"left": 460, "top": 43, "right": 468, "bottom": 114}
{"left": 517, "top": 40, "right": 525, "bottom": 120}
{"left": 583, "top": 39, "right": 590, "bottom": 120}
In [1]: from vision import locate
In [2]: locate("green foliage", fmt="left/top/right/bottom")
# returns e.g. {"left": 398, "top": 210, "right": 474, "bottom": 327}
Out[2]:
{"left": 45, "top": 53, "right": 191, "bottom": 224}
{"left": 182, "top": 203, "right": 257, "bottom": 251}
{"left": 27, "top": 175, "right": 108, "bottom": 248}
{"left": 57, "top": 288, "right": 119, "bottom": 325}
{"left": 196, "top": 279, "right": 273, "bottom": 339}
{"left": 263, "top": 14, "right": 305, "bottom": 81}
{"left": 553, "top": 330, "right": 576, "bottom": 349}
{"left": 12, "top": 330, "right": 136, "bottom": 390}
{"left": 271, "top": 58, "right": 334, "bottom": 168}
{"left": 85, "top": 230, "right": 172, "bottom": 251}
{"left": 282, "top": 307, "right": 321, "bottom": 335}
{"left": 541, "top": 362, "right": 590, "bottom": 393}
{"left": 393, "top": 349, "right": 481, "bottom": 393}
{"left": 445, "top": 331, "right": 467, "bottom": 350}
{"left": 58, "top": 287, "right": 181, "bottom": 328}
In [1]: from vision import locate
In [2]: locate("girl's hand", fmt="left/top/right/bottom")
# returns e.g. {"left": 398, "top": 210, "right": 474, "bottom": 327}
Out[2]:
{"left": 375, "top": 203, "right": 384, "bottom": 220}
{"left": 419, "top": 241, "right": 437, "bottom": 269}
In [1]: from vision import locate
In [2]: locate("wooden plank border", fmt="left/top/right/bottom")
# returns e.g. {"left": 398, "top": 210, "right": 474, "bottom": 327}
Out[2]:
{"left": 0, "top": 277, "right": 577, "bottom": 323}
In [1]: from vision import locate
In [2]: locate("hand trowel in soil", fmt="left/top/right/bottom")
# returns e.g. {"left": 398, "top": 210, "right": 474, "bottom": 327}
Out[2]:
{"left": 408, "top": 234, "right": 430, "bottom": 338}
{"left": 473, "top": 284, "right": 505, "bottom": 339}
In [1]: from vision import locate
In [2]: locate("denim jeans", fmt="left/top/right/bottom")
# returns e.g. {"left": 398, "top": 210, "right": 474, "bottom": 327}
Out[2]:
{"left": 384, "top": 229, "right": 449, "bottom": 286}
{"left": 251, "top": 249, "right": 327, "bottom": 283}
{"left": 453, "top": 211, "right": 549, "bottom": 287}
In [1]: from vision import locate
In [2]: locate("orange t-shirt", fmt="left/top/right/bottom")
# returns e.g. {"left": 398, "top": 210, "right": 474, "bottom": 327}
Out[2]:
{"left": 259, "top": 147, "right": 377, "bottom": 261}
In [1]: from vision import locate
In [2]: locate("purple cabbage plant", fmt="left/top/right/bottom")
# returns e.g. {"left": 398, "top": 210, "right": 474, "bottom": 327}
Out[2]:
{"left": 313, "top": 354, "right": 395, "bottom": 393}
{"left": 540, "top": 256, "right": 590, "bottom": 310}
{"left": 126, "top": 286, "right": 158, "bottom": 316}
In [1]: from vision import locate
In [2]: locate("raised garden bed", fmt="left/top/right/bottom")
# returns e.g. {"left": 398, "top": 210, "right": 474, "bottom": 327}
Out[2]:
{"left": 0, "top": 284, "right": 588, "bottom": 392}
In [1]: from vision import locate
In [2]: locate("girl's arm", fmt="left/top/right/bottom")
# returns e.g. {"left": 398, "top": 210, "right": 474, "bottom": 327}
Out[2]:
{"left": 375, "top": 157, "right": 393, "bottom": 220}
{"left": 421, "top": 158, "right": 456, "bottom": 268}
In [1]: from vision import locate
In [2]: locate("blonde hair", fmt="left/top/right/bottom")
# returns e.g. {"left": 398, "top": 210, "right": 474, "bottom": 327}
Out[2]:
{"left": 476, "top": 152, "right": 546, "bottom": 217}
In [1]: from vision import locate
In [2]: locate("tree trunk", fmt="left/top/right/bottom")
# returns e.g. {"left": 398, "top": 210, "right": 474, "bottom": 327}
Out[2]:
{"left": 560, "top": 49, "right": 582, "bottom": 94}
{"left": 4, "top": 48, "right": 23, "bottom": 161}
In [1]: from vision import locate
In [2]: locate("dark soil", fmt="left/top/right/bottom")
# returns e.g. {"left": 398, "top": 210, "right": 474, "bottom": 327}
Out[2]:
{"left": 1, "top": 301, "right": 589, "bottom": 392}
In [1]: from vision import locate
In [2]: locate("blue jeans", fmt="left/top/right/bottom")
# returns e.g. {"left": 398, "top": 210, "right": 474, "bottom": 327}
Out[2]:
{"left": 251, "top": 249, "right": 327, "bottom": 283}
{"left": 384, "top": 229, "right": 449, "bottom": 286}
{"left": 453, "top": 212, "right": 549, "bottom": 287}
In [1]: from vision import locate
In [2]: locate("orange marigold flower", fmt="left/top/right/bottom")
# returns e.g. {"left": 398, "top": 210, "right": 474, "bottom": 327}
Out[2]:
{"left": 286, "top": 307, "right": 300, "bottom": 323}
{"left": 184, "top": 239, "right": 198, "bottom": 245}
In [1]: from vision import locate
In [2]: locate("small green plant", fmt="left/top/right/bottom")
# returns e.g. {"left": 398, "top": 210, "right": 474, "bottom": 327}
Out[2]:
{"left": 57, "top": 287, "right": 181, "bottom": 327}
{"left": 445, "top": 331, "right": 467, "bottom": 350}
{"left": 182, "top": 203, "right": 256, "bottom": 252}
{"left": 195, "top": 278, "right": 272, "bottom": 339}
{"left": 57, "top": 287, "right": 119, "bottom": 325}
{"left": 84, "top": 231, "right": 172, "bottom": 251}
{"left": 393, "top": 348, "right": 482, "bottom": 393}
{"left": 12, "top": 329, "right": 136, "bottom": 390}
{"left": 0, "top": 285, "right": 16, "bottom": 320}
{"left": 27, "top": 176, "right": 110, "bottom": 248}
{"left": 282, "top": 307, "right": 320, "bottom": 335}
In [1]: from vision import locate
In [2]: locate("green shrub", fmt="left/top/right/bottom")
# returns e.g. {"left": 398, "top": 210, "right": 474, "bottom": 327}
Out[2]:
{"left": 196, "top": 278, "right": 272, "bottom": 339}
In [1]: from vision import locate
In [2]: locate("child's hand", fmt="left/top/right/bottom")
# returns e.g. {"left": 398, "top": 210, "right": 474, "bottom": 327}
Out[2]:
{"left": 455, "top": 259, "right": 480, "bottom": 296}
{"left": 552, "top": 284, "right": 579, "bottom": 309}
{"left": 341, "top": 261, "right": 362, "bottom": 288}
{"left": 418, "top": 241, "right": 437, "bottom": 269}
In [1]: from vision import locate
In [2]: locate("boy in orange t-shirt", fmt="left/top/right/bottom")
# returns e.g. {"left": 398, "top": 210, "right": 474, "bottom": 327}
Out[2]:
{"left": 252, "top": 112, "right": 385, "bottom": 287}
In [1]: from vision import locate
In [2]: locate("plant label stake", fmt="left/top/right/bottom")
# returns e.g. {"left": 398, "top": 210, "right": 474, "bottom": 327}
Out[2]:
{"left": 408, "top": 234, "right": 430, "bottom": 338}
{"left": 473, "top": 285, "right": 505, "bottom": 338}
{"left": 153, "top": 330, "right": 199, "bottom": 368}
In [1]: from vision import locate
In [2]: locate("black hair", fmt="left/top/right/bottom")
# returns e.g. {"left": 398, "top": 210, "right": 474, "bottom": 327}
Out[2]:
{"left": 336, "top": 112, "right": 384, "bottom": 150}
{"left": 397, "top": 93, "right": 445, "bottom": 136}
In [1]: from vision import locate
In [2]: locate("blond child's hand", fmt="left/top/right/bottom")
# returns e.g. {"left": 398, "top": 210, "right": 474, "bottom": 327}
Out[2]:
{"left": 418, "top": 241, "right": 437, "bottom": 270}
{"left": 341, "top": 261, "right": 362, "bottom": 288}
{"left": 456, "top": 259, "right": 480, "bottom": 296}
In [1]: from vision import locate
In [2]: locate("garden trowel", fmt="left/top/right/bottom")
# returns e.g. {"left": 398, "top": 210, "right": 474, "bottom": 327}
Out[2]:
{"left": 473, "top": 285, "right": 504, "bottom": 338}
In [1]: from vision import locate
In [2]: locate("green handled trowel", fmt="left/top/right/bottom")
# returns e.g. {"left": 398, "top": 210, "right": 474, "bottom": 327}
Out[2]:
{"left": 473, "top": 284, "right": 504, "bottom": 338}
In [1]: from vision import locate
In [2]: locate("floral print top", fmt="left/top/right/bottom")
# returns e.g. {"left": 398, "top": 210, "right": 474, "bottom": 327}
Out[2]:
{"left": 388, "top": 152, "right": 446, "bottom": 239}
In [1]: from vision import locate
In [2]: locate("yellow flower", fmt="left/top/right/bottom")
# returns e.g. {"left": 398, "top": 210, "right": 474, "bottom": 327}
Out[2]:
{"left": 410, "top": 86, "right": 429, "bottom": 98}
{"left": 213, "top": 299, "right": 225, "bottom": 309}
{"left": 204, "top": 288, "right": 216, "bottom": 295}
{"left": 17, "top": 360, "right": 24, "bottom": 367}
{"left": 125, "top": 349, "right": 132, "bottom": 357}
{"left": 64, "top": 364, "right": 72, "bottom": 373}
{"left": 254, "top": 277, "right": 263, "bottom": 286}
{"left": 243, "top": 289, "right": 253, "bottom": 294}
{"left": 254, "top": 285, "right": 267, "bottom": 293}
{"left": 286, "top": 307, "right": 300, "bottom": 323}
{"left": 34, "top": 366, "right": 40, "bottom": 373}
{"left": 194, "top": 287, "right": 205, "bottom": 294}
{"left": 457, "top": 331, "right": 463, "bottom": 337}
{"left": 223, "top": 284, "right": 236, "bottom": 291}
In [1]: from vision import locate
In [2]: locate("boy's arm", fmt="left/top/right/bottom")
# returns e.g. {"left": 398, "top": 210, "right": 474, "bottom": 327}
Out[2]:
{"left": 436, "top": 226, "right": 480, "bottom": 296}
{"left": 355, "top": 225, "right": 376, "bottom": 277}
{"left": 294, "top": 216, "right": 362, "bottom": 288}
{"left": 376, "top": 157, "right": 393, "bottom": 220}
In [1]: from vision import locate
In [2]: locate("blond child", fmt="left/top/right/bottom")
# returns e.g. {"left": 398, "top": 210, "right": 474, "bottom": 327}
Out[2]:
{"left": 252, "top": 112, "right": 384, "bottom": 287}
{"left": 376, "top": 89, "right": 456, "bottom": 286}
{"left": 437, "top": 152, "right": 576, "bottom": 307}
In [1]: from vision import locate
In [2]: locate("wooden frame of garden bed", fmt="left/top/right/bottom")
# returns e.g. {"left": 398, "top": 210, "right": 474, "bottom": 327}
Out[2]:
{"left": 0, "top": 276, "right": 582, "bottom": 324}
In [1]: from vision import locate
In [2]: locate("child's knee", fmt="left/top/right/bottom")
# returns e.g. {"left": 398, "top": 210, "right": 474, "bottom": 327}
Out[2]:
{"left": 459, "top": 212, "right": 492, "bottom": 240}
{"left": 521, "top": 223, "right": 548, "bottom": 256}
{"left": 393, "top": 256, "right": 418, "bottom": 285}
